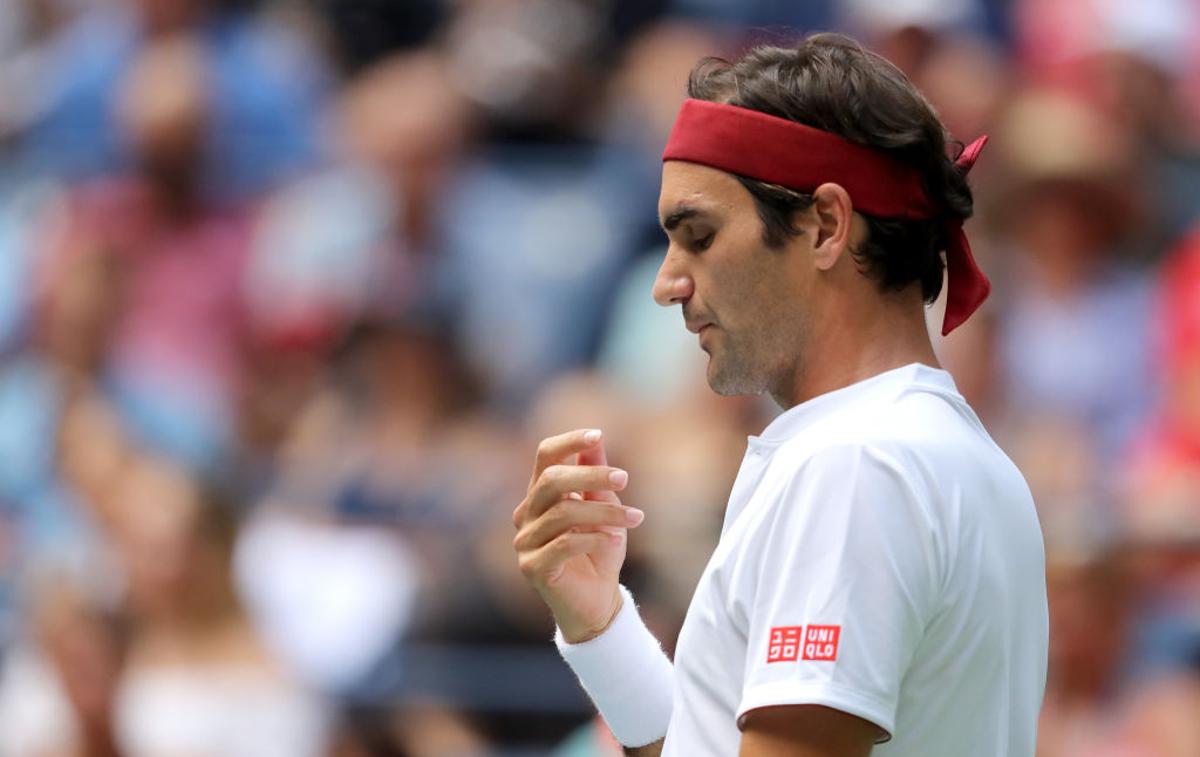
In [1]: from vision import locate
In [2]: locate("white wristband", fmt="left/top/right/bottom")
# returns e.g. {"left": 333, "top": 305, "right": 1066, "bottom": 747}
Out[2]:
{"left": 554, "top": 585, "right": 674, "bottom": 747}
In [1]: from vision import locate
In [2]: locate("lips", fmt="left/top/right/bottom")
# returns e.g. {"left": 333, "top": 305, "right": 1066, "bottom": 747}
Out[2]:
{"left": 686, "top": 321, "right": 712, "bottom": 334}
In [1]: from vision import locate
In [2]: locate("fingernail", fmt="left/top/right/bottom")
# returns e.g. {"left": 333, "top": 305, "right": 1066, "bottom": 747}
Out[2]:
{"left": 609, "top": 469, "right": 628, "bottom": 487}
{"left": 584, "top": 429, "right": 602, "bottom": 443}
{"left": 625, "top": 508, "right": 644, "bottom": 526}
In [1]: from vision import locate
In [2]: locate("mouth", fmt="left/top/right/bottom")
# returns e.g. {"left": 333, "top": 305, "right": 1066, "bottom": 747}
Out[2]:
{"left": 686, "top": 321, "right": 712, "bottom": 335}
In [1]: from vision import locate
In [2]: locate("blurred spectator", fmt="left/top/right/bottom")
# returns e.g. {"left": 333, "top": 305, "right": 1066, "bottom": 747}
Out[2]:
{"left": 1122, "top": 227, "right": 1200, "bottom": 547}
{"left": 0, "top": 576, "right": 126, "bottom": 757}
{"left": 110, "top": 457, "right": 330, "bottom": 756}
{"left": 911, "top": 32, "right": 1010, "bottom": 141}
{"left": 235, "top": 501, "right": 420, "bottom": 695}
{"left": 1113, "top": 227, "right": 1200, "bottom": 713}
{"left": 1037, "top": 542, "right": 1200, "bottom": 756}
{"left": 435, "top": 144, "right": 646, "bottom": 409}
{"left": 0, "top": 215, "right": 124, "bottom": 650}
{"left": 36, "top": 34, "right": 253, "bottom": 471}
{"left": 1013, "top": 0, "right": 1200, "bottom": 241}
{"left": 237, "top": 312, "right": 579, "bottom": 749}
{"left": 990, "top": 90, "right": 1155, "bottom": 467}
{"left": 243, "top": 49, "right": 473, "bottom": 353}
{"left": 229, "top": 49, "right": 475, "bottom": 475}
{"left": 20, "top": 0, "right": 328, "bottom": 200}
{"left": 1037, "top": 550, "right": 1135, "bottom": 756}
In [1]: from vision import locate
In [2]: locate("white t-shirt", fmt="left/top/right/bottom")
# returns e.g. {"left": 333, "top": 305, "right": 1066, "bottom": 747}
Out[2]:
{"left": 660, "top": 364, "right": 1048, "bottom": 756}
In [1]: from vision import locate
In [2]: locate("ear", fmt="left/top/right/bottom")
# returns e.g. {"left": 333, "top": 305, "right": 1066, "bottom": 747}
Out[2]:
{"left": 809, "top": 183, "right": 855, "bottom": 271}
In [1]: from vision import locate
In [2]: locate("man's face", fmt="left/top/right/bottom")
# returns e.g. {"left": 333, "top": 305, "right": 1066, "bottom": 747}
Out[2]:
{"left": 654, "top": 161, "right": 814, "bottom": 399}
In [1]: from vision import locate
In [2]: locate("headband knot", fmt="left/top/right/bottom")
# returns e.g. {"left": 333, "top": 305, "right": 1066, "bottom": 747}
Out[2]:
{"left": 663, "top": 99, "right": 990, "bottom": 335}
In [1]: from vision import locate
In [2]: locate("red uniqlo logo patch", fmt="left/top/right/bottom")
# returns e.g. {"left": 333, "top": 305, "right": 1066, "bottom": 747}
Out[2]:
{"left": 766, "top": 626, "right": 803, "bottom": 663}
{"left": 802, "top": 625, "right": 841, "bottom": 661}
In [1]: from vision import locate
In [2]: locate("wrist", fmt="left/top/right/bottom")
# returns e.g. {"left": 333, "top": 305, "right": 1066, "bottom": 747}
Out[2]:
{"left": 558, "top": 586, "right": 624, "bottom": 644}
{"left": 554, "top": 585, "right": 674, "bottom": 747}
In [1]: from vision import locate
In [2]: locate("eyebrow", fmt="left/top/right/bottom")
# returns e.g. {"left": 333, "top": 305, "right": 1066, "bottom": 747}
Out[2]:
{"left": 660, "top": 206, "right": 705, "bottom": 232}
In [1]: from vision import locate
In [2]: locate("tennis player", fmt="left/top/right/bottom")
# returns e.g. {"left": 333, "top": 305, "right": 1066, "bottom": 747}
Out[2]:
{"left": 512, "top": 33, "right": 1048, "bottom": 756}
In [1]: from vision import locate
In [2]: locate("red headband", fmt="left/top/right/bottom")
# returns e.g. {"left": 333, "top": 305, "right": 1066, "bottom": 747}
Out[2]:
{"left": 662, "top": 98, "right": 990, "bottom": 335}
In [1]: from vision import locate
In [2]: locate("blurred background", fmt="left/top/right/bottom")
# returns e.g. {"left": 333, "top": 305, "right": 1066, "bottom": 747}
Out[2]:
{"left": 0, "top": 0, "right": 1197, "bottom": 755}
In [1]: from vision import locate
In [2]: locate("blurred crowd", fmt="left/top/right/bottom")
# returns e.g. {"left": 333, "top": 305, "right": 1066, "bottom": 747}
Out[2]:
{"left": 0, "top": 0, "right": 1197, "bottom": 755}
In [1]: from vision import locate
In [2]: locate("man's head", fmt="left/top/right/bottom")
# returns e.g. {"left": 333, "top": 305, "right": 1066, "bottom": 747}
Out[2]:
{"left": 115, "top": 35, "right": 210, "bottom": 193}
{"left": 654, "top": 33, "right": 977, "bottom": 401}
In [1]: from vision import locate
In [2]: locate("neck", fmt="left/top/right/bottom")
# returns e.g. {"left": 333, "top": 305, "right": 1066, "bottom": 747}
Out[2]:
{"left": 776, "top": 289, "right": 939, "bottom": 408}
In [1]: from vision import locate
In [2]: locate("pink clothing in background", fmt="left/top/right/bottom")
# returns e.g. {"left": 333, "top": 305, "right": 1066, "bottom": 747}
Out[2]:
{"left": 41, "top": 178, "right": 251, "bottom": 403}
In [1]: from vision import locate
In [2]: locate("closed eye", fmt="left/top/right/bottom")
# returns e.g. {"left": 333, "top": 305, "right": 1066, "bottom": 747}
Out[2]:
{"left": 692, "top": 232, "right": 714, "bottom": 252}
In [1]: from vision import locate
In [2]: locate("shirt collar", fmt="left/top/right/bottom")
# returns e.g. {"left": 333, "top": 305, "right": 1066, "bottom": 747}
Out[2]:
{"left": 752, "top": 363, "right": 959, "bottom": 445}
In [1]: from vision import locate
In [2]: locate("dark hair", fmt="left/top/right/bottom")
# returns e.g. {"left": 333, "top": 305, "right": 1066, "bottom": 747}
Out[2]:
{"left": 687, "top": 33, "right": 973, "bottom": 302}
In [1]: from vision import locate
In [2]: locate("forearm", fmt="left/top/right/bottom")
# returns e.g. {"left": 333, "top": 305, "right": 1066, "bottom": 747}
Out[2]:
{"left": 625, "top": 738, "right": 665, "bottom": 756}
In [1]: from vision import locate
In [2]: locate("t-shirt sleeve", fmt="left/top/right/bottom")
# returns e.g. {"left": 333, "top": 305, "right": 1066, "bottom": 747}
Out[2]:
{"left": 734, "top": 443, "right": 941, "bottom": 740}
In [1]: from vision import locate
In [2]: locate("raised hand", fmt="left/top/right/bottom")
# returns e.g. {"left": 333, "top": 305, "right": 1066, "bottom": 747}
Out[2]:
{"left": 513, "top": 429, "right": 645, "bottom": 642}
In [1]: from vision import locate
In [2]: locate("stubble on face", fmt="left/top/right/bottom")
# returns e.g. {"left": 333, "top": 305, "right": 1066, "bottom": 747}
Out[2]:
{"left": 700, "top": 247, "right": 807, "bottom": 401}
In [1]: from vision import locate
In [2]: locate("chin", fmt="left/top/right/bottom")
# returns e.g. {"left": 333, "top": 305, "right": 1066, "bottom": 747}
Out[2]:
{"left": 706, "top": 360, "right": 765, "bottom": 398}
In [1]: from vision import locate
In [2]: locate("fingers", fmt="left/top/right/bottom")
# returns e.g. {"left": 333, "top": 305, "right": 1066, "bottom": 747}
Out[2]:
{"left": 514, "top": 499, "right": 644, "bottom": 553}
{"left": 520, "top": 464, "right": 628, "bottom": 524}
{"left": 577, "top": 434, "right": 616, "bottom": 502}
{"left": 530, "top": 428, "right": 603, "bottom": 489}
{"left": 517, "top": 529, "right": 623, "bottom": 587}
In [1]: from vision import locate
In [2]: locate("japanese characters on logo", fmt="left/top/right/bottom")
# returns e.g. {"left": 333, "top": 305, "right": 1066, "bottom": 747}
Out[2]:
{"left": 767, "top": 624, "right": 841, "bottom": 663}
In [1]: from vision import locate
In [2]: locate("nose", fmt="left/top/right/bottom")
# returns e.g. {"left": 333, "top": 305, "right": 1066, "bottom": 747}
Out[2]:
{"left": 651, "top": 249, "right": 693, "bottom": 308}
